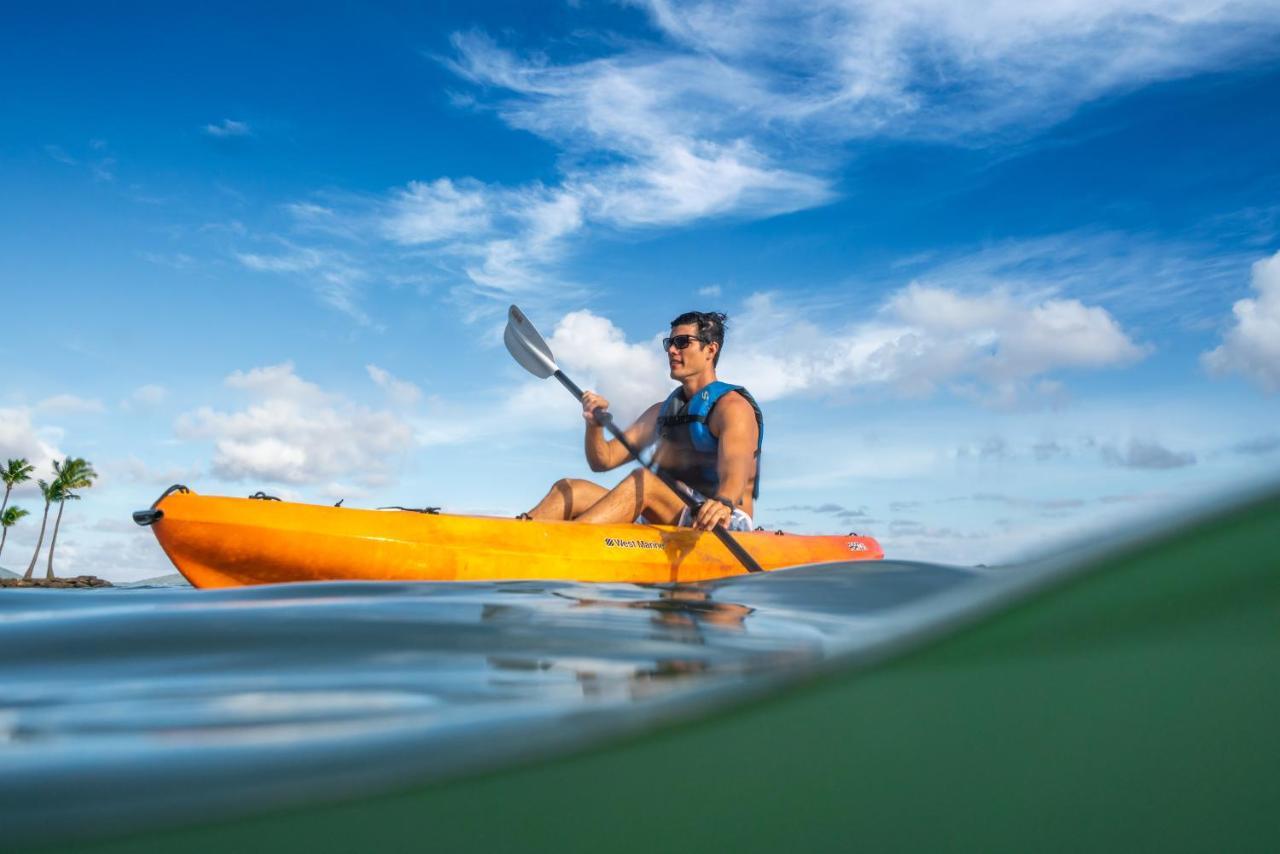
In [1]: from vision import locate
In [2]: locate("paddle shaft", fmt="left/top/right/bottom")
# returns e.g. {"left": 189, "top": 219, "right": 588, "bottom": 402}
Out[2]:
{"left": 552, "top": 370, "right": 764, "bottom": 573}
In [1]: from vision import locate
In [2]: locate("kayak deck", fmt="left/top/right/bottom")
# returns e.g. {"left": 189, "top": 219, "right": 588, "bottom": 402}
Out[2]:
{"left": 144, "top": 490, "right": 883, "bottom": 587}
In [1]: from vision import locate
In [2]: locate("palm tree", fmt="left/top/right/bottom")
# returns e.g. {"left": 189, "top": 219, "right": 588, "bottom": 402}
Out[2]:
{"left": 0, "top": 505, "right": 29, "bottom": 563}
{"left": 1, "top": 458, "right": 35, "bottom": 520}
{"left": 23, "top": 478, "right": 61, "bottom": 581}
{"left": 45, "top": 457, "right": 98, "bottom": 580}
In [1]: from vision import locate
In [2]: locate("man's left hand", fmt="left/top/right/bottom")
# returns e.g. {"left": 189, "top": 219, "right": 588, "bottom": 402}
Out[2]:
{"left": 693, "top": 499, "right": 733, "bottom": 531}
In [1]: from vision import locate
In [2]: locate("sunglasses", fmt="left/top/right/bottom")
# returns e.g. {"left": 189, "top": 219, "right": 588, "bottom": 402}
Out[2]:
{"left": 663, "top": 334, "right": 706, "bottom": 351}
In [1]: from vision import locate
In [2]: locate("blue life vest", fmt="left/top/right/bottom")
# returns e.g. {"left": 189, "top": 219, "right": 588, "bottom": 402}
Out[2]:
{"left": 656, "top": 381, "right": 763, "bottom": 499}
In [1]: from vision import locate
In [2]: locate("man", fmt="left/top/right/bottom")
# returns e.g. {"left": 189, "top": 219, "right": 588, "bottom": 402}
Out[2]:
{"left": 523, "top": 311, "right": 763, "bottom": 531}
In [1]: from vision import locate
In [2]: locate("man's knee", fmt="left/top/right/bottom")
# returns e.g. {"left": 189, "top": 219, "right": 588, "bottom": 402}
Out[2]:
{"left": 626, "top": 468, "right": 661, "bottom": 487}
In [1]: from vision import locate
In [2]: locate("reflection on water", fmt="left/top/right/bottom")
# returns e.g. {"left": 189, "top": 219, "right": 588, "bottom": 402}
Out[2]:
{"left": 0, "top": 560, "right": 978, "bottom": 847}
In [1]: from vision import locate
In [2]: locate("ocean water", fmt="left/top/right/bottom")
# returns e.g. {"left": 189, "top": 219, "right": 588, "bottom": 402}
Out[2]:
{"left": 0, "top": 561, "right": 982, "bottom": 848}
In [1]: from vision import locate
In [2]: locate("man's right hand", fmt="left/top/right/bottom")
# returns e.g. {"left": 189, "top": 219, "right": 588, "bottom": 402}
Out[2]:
{"left": 581, "top": 391, "right": 610, "bottom": 425}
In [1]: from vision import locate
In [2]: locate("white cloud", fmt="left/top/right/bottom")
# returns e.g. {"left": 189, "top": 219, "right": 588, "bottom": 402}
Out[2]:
{"left": 428, "top": 287, "right": 1141, "bottom": 450}
{"left": 121, "top": 384, "right": 168, "bottom": 411}
{"left": 35, "top": 394, "right": 106, "bottom": 415}
{"left": 383, "top": 178, "right": 493, "bottom": 245}
{"left": 890, "top": 284, "right": 1147, "bottom": 379}
{"left": 666, "top": 286, "right": 1140, "bottom": 405}
{"left": 204, "top": 119, "right": 251, "bottom": 138}
{"left": 395, "top": 309, "right": 671, "bottom": 447}
{"left": 1202, "top": 250, "right": 1280, "bottom": 392}
{"left": 718, "top": 284, "right": 1144, "bottom": 405}
{"left": 174, "top": 363, "right": 415, "bottom": 488}
{"left": 366, "top": 364, "right": 423, "bottom": 406}
{"left": 544, "top": 310, "right": 672, "bottom": 423}
{"left": 0, "top": 408, "right": 63, "bottom": 487}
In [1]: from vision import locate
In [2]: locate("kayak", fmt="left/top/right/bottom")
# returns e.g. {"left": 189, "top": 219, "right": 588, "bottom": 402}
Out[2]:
{"left": 136, "top": 488, "right": 884, "bottom": 587}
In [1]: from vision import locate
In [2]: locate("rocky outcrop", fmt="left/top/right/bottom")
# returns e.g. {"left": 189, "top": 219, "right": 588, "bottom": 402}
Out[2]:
{"left": 0, "top": 575, "right": 113, "bottom": 588}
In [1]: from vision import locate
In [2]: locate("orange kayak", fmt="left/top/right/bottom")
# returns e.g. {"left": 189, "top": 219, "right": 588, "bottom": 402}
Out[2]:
{"left": 135, "top": 489, "right": 883, "bottom": 587}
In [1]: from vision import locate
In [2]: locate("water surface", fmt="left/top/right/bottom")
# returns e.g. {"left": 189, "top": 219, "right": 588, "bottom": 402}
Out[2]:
{"left": 0, "top": 561, "right": 980, "bottom": 847}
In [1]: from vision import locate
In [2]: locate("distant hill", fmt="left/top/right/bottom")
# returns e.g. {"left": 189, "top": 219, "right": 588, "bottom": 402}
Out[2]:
{"left": 0, "top": 565, "right": 18, "bottom": 580}
{"left": 123, "top": 573, "right": 191, "bottom": 588}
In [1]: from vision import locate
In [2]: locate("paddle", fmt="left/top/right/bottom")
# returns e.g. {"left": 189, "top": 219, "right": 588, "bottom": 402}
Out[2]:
{"left": 504, "top": 305, "right": 764, "bottom": 574}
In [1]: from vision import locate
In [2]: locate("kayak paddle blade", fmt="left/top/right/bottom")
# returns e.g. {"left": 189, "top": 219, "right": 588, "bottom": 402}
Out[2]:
{"left": 504, "top": 305, "right": 558, "bottom": 379}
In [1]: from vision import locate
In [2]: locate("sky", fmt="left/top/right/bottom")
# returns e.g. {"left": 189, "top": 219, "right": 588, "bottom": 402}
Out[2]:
{"left": 2, "top": 1, "right": 1279, "bottom": 581}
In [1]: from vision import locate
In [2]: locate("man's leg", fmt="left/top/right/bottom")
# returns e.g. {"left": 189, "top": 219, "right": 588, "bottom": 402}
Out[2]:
{"left": 575, "top": 469, "right": 685, "bottom": 525}
{"left": 526, "top": 478, "right": 608, "bottom": 521}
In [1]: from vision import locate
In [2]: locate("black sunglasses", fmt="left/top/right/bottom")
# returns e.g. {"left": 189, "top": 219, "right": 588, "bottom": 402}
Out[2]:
{"left": 663, "top": 334, "right": 706, "bottom": 351}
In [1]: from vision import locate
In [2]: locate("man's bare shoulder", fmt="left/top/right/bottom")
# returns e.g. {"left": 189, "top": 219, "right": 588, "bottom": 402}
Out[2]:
{"left": 710, "top": 390, "right": 759, "bottom": 427}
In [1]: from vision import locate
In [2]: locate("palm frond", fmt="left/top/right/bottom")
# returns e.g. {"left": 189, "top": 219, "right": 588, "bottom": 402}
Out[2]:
{"left": 1, "top": 506, "right": 29, "bottom": 526}
{"left": 54, "top": 457, "right": 98, "bottom": 494}
{"left": 2, "top": 458, "right": 35, "bottom": 487}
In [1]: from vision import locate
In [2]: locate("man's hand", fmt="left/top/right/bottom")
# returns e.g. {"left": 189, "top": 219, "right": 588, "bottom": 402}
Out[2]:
{"left": 693, "top": 498, "right": 733, "bottom": 531}
{"left": 581, "top": 391, "right": 610, "bottom": 425}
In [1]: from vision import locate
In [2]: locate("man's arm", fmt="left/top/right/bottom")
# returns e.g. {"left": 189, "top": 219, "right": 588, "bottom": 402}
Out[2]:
{"left": 692, "top": 393, "right": 759, "bottom": 530}
{"left": 582, "top": 394, "right": 661, "bottom": 472}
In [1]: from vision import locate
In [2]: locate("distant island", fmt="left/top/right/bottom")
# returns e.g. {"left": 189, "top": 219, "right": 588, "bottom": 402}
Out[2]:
{"left": 124, "top": 573, "right": 191, "bottom": 588}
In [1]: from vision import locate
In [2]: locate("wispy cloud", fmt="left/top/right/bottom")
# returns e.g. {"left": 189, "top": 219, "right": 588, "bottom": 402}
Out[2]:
{"left": 44, "top": 144, "right": 77, "bottom": 165}
{"left": 234, "top": 6, "right": 1279, "bottom": 322}
{"left": 1230, "top": 434, "right": 1280, "bottom": 456}
{"left": 236, "top": 244, "right": 373, "bottom": 325}
{"left": 366, "top": 364, "right": 423, "bottom": 407}
{"left": 204, "top": 119, "right": 252, "bottom": 138}
{"left": 1097, "top": 437, "right": 1197, "bottom": 469}
{"left": 45, "top": 141, "right": 117, "bottom": 182}
{"left": 635, "top": 0, "right": 1280, "bottom": 142}
{"left": 1202, "top": 249, "right": 1280, "bottom": 392}
{"left": 769, "top": 502, "right": 869, "bottom": 521}
{"left": 35, "top": 394, "right": 106, "bottom": 416}
{"left": 138, "top": 251, "right": 194, "bottom": 270}
{"left": 108, "top": 456, "right": 201, "bottom": 486}
{"left": 439, "top": 1, "right": 1280, "bottom": 261}
{"left": 120, "top": 384, "right": 168, "bottom": 412}
{"left": 888, "top": 231, "right": 1261, "bottom": 333}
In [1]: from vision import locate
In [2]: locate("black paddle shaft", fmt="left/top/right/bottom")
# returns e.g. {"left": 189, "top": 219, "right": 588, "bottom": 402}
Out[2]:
{"left": 552, "top": 370, "right": 764, "bottom": 573}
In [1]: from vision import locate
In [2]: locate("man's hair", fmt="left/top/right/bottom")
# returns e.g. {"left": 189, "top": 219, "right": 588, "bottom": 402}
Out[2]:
{"left": 670, "top": 311, "right": 728, "bottom": 366}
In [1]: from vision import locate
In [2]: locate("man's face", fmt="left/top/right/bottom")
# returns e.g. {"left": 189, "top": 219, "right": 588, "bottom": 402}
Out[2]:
{"left": 666, "top": 323, "right": 715, "bottom": 379}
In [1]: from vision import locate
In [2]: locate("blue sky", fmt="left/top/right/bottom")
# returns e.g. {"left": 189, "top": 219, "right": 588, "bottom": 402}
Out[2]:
{"left": 2, "top": 1, "right": 1279, "bottom": 580}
